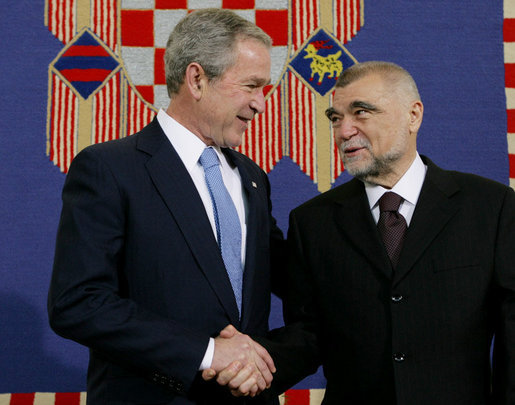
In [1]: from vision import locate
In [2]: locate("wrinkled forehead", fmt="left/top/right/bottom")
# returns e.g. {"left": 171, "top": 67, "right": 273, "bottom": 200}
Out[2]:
{"left": 333, "top": 74, "right": 392, "bottom": 108}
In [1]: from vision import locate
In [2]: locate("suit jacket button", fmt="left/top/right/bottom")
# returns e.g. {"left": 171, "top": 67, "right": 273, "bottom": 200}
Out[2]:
{"left": 391, "top": 294, "right": 403, "bottom": 303}
{"left": 393, "top": 353, "right": 406, "bottom": 362}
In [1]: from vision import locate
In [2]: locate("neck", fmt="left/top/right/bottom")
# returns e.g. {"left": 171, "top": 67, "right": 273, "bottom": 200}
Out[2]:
{"left": 364, "top": 152, "right": 417, "bottom": 189}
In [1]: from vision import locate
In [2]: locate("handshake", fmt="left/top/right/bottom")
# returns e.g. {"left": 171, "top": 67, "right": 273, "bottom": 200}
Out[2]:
{"left": 202, "top": 325, "right": 275, "bottom": 398}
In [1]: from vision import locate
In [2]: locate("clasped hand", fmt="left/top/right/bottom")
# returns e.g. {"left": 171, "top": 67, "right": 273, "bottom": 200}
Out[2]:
{"left": 202, "top": 325, "right": 275, "bottom": 397}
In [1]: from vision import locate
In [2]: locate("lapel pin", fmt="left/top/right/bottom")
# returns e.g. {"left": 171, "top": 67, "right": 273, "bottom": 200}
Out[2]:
{"left": 252, "top": 181, "right": 257, "bottom": 188}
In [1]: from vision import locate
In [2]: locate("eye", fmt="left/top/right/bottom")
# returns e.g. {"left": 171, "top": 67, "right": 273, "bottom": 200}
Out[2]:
{"left": 328, "top": 114, "right": 342, "bottom": 126}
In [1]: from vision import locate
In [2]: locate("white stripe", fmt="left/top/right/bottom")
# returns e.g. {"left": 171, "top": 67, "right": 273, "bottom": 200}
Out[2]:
{"left": 105, "top": 80, "right": 111, "bottom": 141}
{"left": 301, "top": 0, "right": 309, "bottom": 48}
{"left": 110, "top": 0, "right": 115, "bottom": 50}
{"left": 505, "top": 0, "right": 515, "bottom": 19}
{"left": 99, "top": 84, "right": 105, "bottom": 142}
{"left": 505, "top": 42, "right": 515, "bottom": 63}
{"left": 273, "top": 90, "right": 280, "bottom": 166}
{"left": 508, "top": 132, "right": 515, "bottom": 154}
{"left": 112, "top": 77, "right": 118, "bottom": 140}
{"left": 346, "top": 0, "right": 351, "bottom": 42}
{"left": 58, "top": 79, "right": 66, "bottom": 168}
{"left": 510, "top": 178, "right": 515, "bottom": 190}
{"left": 353, "top": 0, "right": 358, "bottom": 35}
{"left": 304, "top": 85, "right": 312, "bottom": 178}
{"left": 70, "top": 85, "right": 77, "bottom": 167}
{"left": 72, "top": 0, "right": 77, "bottom": 41}
{"left": 309, "top": 388, "right": 326, "bottom": 405}
{"left": 0, "top": 394, "right": 11, "bottom": 405}
{"left": 58, "top": 0, "right": 64, "bottom": 42}
{"left": 506, "top": 88, "right": 515, "bottom": 109}
{"left": 34, "top": 392, "right": 56, "bottom": 405}
{"left": 294, "top": 77, "right": 300, "bottom": 164}
{"left": 50, "top": 0, "right": 56, "bottom": 37}
{"left": 102, "top": 0, "right": 107, "bottom": 48}
{"left": 52, "top": 75, "right": 59, "bottom": 166}
{"left": 67, "top": 84, "right": 74, "bottom": 165}
{"left": 80, "top": 392, "right": 87, "bottom": 405}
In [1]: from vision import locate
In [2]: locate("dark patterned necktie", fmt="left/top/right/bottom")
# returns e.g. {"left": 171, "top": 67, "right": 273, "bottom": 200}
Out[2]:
{"left": 377, "top": 192, "right": 407, "bottom": 268}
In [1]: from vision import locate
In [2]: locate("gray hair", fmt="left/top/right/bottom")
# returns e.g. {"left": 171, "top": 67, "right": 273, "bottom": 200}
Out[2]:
{"left": 164, "top": 8, "right": 272, "bottom": 97}
{"left": 336, "top": 61, "right": 421, "bottom": 102}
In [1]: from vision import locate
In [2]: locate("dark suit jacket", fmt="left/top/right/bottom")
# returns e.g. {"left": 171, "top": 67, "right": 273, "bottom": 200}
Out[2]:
{"left": 48, "top": 118, "right": 283, "bottom": 404}
{"left": 263, "top": 156, "right": 515, "bottom": 405}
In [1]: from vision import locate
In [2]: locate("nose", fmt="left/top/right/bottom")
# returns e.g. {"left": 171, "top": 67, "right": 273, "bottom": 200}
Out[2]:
{"left": 250, "top": 89, "right": 266, "bottom": 115}
{"left": 334, "top": 117, "right": 358, "bottom": 142}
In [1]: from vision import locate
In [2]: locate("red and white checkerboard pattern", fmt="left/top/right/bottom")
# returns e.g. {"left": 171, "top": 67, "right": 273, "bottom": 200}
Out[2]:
{"left": 120, "top": 0, "right": 289, "bottom": 108}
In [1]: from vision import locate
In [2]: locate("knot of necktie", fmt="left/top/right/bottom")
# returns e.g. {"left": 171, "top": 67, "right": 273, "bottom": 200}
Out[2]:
{"left": 199, "top": 147, "right": 220, "bottom": 170}
{"left": 379, "top": 192, "right": 403, "bottom": 213}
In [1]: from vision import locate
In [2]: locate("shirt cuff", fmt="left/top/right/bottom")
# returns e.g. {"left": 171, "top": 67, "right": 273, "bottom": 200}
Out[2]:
{"left": 199, "top": 337, "right": 215, "bottom": 370}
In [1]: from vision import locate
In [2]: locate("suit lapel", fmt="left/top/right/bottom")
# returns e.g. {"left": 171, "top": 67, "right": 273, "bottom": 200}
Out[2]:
{"left": 137, "top": 120, "right": 240, "bottom": 324}
{"left": 333, "top": 179, "right": 392, "bottom": 278}
{"left": 223, "top": 149, "right": 259, "bottom": 329}
{"left": 393, "top": 158, "right": 461, "bottom": 285}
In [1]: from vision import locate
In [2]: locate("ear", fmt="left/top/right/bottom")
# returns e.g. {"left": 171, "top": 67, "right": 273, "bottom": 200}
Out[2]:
{"left": 408, "top": 100, "right": 423, "bottom": 134}
{"left": 184, "top": 62, "right": 205, "bottom": 101}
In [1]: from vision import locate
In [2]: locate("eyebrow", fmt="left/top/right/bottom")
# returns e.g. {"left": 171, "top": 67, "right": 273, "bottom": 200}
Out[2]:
{"left": 350, "top": 100, "right": 380, "bottom": 112}
{"left": 248, "top": 75, "right": 271, "bottom": 86}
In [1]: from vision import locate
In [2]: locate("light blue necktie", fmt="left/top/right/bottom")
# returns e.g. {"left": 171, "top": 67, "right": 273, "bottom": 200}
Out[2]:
{"left": 200, "top": 147, "right": 243, "bottom": 315}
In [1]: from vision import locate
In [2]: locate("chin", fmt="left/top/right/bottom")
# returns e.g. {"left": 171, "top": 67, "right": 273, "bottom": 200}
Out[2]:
{"left": 225, "top": 134, "right": 243, "bottom": 148}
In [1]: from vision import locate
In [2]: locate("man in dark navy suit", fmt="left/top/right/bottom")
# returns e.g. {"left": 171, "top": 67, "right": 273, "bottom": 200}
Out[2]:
{"left": 48, "top": 8, "right": 283, "bottom": 404}
{"left": 214, "top": 61, "right": 515, "bottom": 405}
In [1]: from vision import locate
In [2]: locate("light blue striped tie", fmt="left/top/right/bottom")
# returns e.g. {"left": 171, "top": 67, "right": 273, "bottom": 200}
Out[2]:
{"left": 200, "top": 147, "right": 243, "bottom": 315}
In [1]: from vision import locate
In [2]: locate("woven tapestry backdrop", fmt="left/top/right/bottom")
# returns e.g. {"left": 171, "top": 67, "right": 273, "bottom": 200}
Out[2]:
{"left": 0, "top": 1, "right": 513, "bottom": 404}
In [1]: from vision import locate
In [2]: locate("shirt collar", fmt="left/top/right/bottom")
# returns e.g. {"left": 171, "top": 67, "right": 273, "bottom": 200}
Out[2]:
{"left": 157, "top": 109, "right": 227, "bottom": 170}
{"left": 365, "top": 153, "right": 427, "bottom": 209}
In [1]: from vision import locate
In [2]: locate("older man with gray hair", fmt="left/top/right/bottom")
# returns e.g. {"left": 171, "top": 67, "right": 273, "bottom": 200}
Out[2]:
{"left": 213, "top": 61, "right": 515, "bottom": 405}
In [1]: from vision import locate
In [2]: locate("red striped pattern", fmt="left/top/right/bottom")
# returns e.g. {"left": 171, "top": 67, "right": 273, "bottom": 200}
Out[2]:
{"left": 292, "top": 0, "right": 319, "bottom": 51}
{"left": 126, "top": 81, "right": 155, "bottom": 137}
{"left": 236, "top": 87, "right": 283, "bottom": 173}
{"left": 335, "top": 0, "right": 363, "bottom": 44}
{"left": 48, "top": 74, "right": 78, "bottom": 173}
{"left": 505, "top": 12, "right": 515, "bottom": 186}
{"left": 289, "top": 72, "right": 317, "bottom": 181}
{"left": 45, "top": 0, "right": 77, "bottom": 44}
{"left": 93, "top": 71, "right": 122, "bottom": 144}
{"left": 91, "top": 0, "right": 117, "bottom": 51}
{"left": 504, "top": 18, "right": 515, "bottom": 42}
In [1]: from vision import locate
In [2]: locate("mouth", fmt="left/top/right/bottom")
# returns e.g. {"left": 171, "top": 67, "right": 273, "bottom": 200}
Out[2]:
{"left": 237, "top": 115, "right": 252, "bottom": 123}
{"left": 344, "top": 146, "right": 367, "bottom": 156}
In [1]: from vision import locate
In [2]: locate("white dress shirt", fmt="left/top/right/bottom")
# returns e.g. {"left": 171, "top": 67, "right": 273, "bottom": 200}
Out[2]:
{"left": 364, "top": 153, "right": 427, "bottom": 226}
{"left": 156, "top": 109, "right": 248, "bottom": 370}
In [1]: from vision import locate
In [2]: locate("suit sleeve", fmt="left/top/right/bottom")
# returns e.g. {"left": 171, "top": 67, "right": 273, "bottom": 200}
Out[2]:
{"left": 48, "top": 147, "right": 208, "bottom": 395}
{"left": 256, "top": 209, "right": 321, "bottom": 394}
{"left": 491, "top": 186, "right": 515, "bottom": 404}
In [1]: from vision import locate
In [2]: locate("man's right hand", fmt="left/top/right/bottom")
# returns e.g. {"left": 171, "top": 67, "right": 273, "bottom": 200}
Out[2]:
{"left": 203, "top": 325, "right": 275, "bottom": 397}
